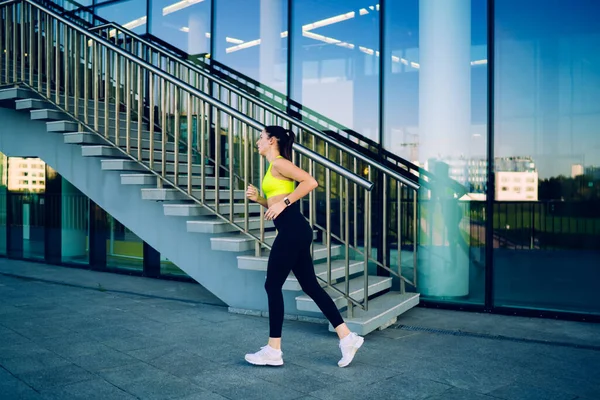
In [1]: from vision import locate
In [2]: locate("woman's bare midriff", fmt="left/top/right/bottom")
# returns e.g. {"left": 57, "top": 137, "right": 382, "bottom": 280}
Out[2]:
{"left": 267, "top": 193, "right": 292, "bottom": 208}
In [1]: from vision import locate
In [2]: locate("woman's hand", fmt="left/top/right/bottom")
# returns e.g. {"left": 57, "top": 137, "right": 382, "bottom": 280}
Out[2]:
{"left": 264, "top": 201, "right": 287, "bottom": 221}
{"left": 246, "top": 184, "right": 259, "bottom": 202}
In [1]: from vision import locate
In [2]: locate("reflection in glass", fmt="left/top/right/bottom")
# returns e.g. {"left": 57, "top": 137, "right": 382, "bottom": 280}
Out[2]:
{"left": 94, "top": 0, "right": 148, "bottom": 34}
{"left": 0, "top": 153, "right": 7, "bottom": 255}
{"left": 106, "top": 215, "right": 144, "bottom": 271}
{"left": 149, "top": 0, "right": 211, "bottom": 57}
{"left": 6, "top": 157, "right": 46, "bottom": 260}
{"left": 291, "top": 0, "right": 380, "bottom": 141}
{"left": 61, "top": 178, "right": 89, "bottom": 264}
{"left": 214, "top": 0, "right": 288, "bottom": 93}
{"left": 383, "top": 0, "right": 488, "bottom": 304}
{"left": 494, "top": 0, "right": 600, "bottom": 314}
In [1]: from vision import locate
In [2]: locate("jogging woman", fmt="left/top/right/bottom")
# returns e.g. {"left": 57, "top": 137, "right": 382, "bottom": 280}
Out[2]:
{"left": 244, "top": 125, "right": 364, "bottom": 368}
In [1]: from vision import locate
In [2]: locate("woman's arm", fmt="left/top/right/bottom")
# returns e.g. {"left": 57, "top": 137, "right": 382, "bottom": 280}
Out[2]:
{"left": 246, "top": 184, "right": 269, "bottom": 208}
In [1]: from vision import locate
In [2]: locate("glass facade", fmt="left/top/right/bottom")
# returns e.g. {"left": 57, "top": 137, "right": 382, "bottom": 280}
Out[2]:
{"left": 291, "top": 0, "right": 380, "bottom": 141}
{"left": 0, "top": 153, "right": 6, "bottom": 256}
{"left": 215, "top": 0, "right": 288, "bottom": 92}
{"left": 383, "top": 0, "right": 488, "bottom": 306}
{"left": 2, "top": 0, "right": 599, "bottom": 318}
{"left": 0, "top": 152, "right": 189, "bottom": 281}
{"left": 106, "top": 216, "right": 144, "bottom": 271}
{"left": 95, "top": 0, "right": 147, "bottom": 34}
{"left": 493, "top": 0, "right": 600, "bottom": 314}
{"left": 149, "top": 0, "right": 211, "bottom": 57}
{"left": 61, "top": 178, "right": 89, "bottom": 264}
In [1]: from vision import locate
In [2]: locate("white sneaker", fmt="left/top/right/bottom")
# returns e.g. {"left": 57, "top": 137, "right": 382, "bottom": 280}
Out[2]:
{"left": 245, "top": 345, "right": 284, "bottom": 366}
{"left": 338, "top": 332, "right": 364, "bottom": 367}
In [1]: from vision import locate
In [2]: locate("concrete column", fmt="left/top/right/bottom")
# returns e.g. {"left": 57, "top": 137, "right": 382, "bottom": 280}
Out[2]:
{"left": 61, "top": 179, "right": 87, "bottom": 259}
{"left": 417, "top": 0, "right": 471, "bottom": 298}
{"left": 259, "top": 0, "right": 283, "bottom": 88}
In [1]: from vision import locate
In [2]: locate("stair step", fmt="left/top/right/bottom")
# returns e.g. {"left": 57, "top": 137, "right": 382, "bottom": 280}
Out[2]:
{"left": 31, "top": 109, "right": 67, "bottom": 121}
{"left": 84, "top": 120, "right": 147, "bottom": 132}
{"left": 101, "top": 159, "right": 147, "bottom": 172}
{"left": 88, "top": 146, "right": 199, "bottom": 163}
{"left": 296, "top": 275, "right": 393, "bottom": 313}
{"left": 120, "top": 173, "right": 157, "bottom": 186}
{"left": 141, "top": 188, "right": 244, "bottom": 202}
{"left": 116, "top": 138, "right": 177, "bottom": 152}
{"left": 140, "top": 162, "right": 214, "bottom": 176}
{"left": 125, "top": 173, "right": 228, "bottom": 187}
{"left": 0, "top": 87, "right": 34, "bottom": 101}
{"left": 37, "top": 110, "right": 145, "bottom": 130}
{"left": 236, "top": 258, "right": 365, "bottom": 291}
{"left": 237, "top": 244, "right": 341, "bottom": 267}
{"left": 136, "top": 149, "right": 203, "bottom": 164}
{"left": 63, "top": 132, "right": 110, "bottom": 145}
{"left": 211, "top": 230, "right": 276, "bottom": 252}
{"left": 82, "top": 145, "right": 124, "bottom": 158}
{"left": 284, "top": 260, "right": 365, "bottom": 291}
{"left": 47, "top": 120, "right": 78, "bottom": 132}
{"left": 187, "top": 217, "right": 273, "bottom": 234}
{"left": 85, "top": 127, "right": 162, "bottom": 141}
{"left": 163, "top": 202, "right": 260, "bottom": 217}
{"left": 328, "top": 292, "right": 420, "bottom": 336}
{"left": 169, "top": 175, "right": 230, "bottom": 188}
{"left": 66, "top": 133, "right": 176, "bottom": 152}
{"left": 15, "top": 98, "right": 53, "bottom": 110}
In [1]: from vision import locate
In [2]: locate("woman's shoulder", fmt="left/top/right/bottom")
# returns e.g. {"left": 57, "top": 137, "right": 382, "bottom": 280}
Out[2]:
{"left": 272, "top": 156, "right": 291, "bottom": 167}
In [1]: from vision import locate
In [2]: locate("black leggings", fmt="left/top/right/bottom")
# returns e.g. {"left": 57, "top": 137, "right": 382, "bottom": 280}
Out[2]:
{"left": 265, "top": 202, "right": 345, "bottom": 338}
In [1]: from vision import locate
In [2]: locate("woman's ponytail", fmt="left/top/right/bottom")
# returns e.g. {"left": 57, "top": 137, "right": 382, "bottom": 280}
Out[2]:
{"left": 280, "top": 129, "right": 295, "bottom": 161}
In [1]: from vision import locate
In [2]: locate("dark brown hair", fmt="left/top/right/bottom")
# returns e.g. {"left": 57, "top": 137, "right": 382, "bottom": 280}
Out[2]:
{"left": 265, "top": 125, "right": 295, "bottom": 161}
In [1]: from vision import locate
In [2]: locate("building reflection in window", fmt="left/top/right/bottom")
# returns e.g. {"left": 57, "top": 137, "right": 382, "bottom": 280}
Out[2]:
{"left": 291, "top": 0, "right": 380, "bottom": 141}
{"left": 149, "top": 0, "right": 211, "bottom": 58}
{"left": 214, "top": 0, "right": 288, "bottom": 93}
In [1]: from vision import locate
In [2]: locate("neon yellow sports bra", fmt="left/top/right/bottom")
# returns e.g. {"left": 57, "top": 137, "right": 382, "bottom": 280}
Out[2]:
{"left": 262, "top": 156, "right": 295, "bottom": 199}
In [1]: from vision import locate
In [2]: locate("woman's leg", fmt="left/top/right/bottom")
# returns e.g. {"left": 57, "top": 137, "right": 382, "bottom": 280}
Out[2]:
{"left": 245, "top": 234, "right": 294, "bottom": 366}
{"left": 293, "top": 249, "right": 365, "bottom": 367}
{"left": 264, "top": 235, "right": 295, "bottom": 342}
{"left": 292, "top": 249, "right": 345, "bottom": 331}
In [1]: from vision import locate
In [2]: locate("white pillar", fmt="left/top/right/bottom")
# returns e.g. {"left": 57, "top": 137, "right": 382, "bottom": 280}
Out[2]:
{"left": 61, "top": 180, "right": 87, "bottom": 259}
{"left": 417, "top": 0, "right": 471, "bottom": 298}
{"left": 188, "top": 11, "right": 209, "bottom": 57}
{"left": 259, "top": 0, "right": 283, "bottom": 89}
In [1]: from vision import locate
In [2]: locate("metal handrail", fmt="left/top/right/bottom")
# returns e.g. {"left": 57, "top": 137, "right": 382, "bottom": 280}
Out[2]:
{"left": 88, "top": 21, "right": 418, "bottom": 191}
{"left": 12, "top": 0, "right": 372, "bottom": 190}
{"left": 1, "top": 0, "right": 421, "bottom": 315}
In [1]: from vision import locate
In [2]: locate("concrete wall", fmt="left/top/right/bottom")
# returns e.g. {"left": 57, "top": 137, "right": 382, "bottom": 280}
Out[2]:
{"left": 0, "top": 106, "right": 292, "bottom": 313}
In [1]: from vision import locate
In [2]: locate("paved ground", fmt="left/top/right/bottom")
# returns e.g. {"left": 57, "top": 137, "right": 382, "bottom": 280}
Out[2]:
{"left": 0, "top": 259, "right": 599, "bottom": 400}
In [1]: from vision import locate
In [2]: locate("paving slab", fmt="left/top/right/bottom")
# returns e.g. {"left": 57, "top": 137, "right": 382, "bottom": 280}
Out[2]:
{"left": 0, "top": 259, "right": 599, "bottom": 400}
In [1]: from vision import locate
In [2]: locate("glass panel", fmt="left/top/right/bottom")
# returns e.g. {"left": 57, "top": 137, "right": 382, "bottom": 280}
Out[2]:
{"left": 94, "top": 0, "right": 148, "bottom": 34}
{"left": 383, "top": 0, "right": 488, "bottom": 305}
{"left": 7, "top": 157, "right": 46, "bottom": 260}
{"left": 214, "top": 0, "right": 288, "bottom": 93}
{"left": 291, "top": 0, "right": 380, "bottom": 141}
{"left": 0, "top": 152, "right": 7, "bottom": 255}
{"left": 149, "top": 0, "right": 211, "bottom": 58}
{"left": 61, "top": 178, "right": 89, "bottom": 265}
{"left": 107, "top": 216, "right": 144, "bottom": 271}
{"left": 494, "top": 0, "right": 600, "bottom": 314}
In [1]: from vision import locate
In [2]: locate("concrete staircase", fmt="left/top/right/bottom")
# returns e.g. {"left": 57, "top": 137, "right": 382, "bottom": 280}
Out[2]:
{"left": 0, "top": 85, "right": 420, "bottom": 334}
